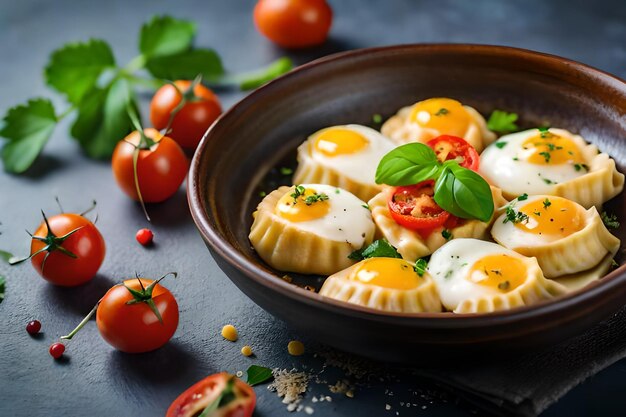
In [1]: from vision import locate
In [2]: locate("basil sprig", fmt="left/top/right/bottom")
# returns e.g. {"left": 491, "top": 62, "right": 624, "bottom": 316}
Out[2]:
{"left": 375, "top": 143, "right": 494, "bottom": 222}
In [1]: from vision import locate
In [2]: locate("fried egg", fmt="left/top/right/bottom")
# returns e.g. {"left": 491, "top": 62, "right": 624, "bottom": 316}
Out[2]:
{"left": 480, "top": 128, "right": 589, "bottom": 197}
{"left": 306, "top": 124, "right": 395, "bottom": 184}
{"left": 428, "top": 238, "right": 565, "bottom": 312}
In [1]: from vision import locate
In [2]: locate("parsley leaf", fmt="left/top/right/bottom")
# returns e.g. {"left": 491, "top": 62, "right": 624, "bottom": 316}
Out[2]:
{"left": 414, "top": 258, "right": 428, "bottom": 276}
{"left": 543, "top": 198, "right": 552, "bottom": 209}
{"left": 503, "top": 206, "right": 529, "bottom": 224}
{"left": 139, "top": 15, "right": 196, "bottom": 58}
{"left": 71, "top": 79, "right": 137, "bottom": 158}
{"left": 44, "top": 39, "right": 116, "bottom": 105}
{"left": 0, "top": 275, "right": 4, "bottom": 304}
{"left": 442, "top": 229, "right": 452, "bottom": 240}
{"left": 495, "top": 141, "right": 507, "bottom": 149}
{"left": 517, "top": 193, "right": 529, "bottom": 201}
{"left": 487, "top": 110, "right": 519, "bottom": 134}
{"left": 601, "top": 212, "right": 620, "bottom": 229}
{"left": 348, "top": 239, "right": 401, "bottom": 261}
{"left": 304, "top": 193, "right": 328, "bottom": 205}
{"left": 245, "top": 365, "right": 274, "bottom": 386}
{"left": 145, "top": 48, "right": 224, "bottom": 80}
{"left": 1, "top": 99, "right": 57, "bottom": 173}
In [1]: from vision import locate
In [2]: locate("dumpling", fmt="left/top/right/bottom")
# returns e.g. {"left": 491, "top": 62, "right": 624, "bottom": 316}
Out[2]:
{"left": 319, "top": 257, "right": 442, "bottom": 313}
{"left": 491, "top": 194, "right": 620, "bottom": 278}
{"left": 381, "top": 98, "right": 496, "bottom": 152}
{"left": 293, "top": 124, "right": 396, "bottom": 201}
{"left": 249, "top": 184, "right": 375, "bottom": 275}
{"left": 428, "top": 239, "right": 567, "bottom": 313}
{"left": 479, "top": 128, "right": 624, "bottom": 208}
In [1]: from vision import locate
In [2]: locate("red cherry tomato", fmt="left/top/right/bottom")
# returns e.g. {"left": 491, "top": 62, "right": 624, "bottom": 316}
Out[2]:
{"left": 135, "top": 228, "right": 154, "bottom": 246}
{"left": 30, "top": 213, "right": 105, "bottom": 287}
{"left": 150, "top": 81, "right": 222, "bottom": 149}
{"left": 388, "top": 181, "right": 457, "bottom": 237}
{"left": 49, "top": 342, "right": 65, "bottom": 359}
{"left": 166, "top": 372, "right": 256, "bottom": 417}
{"left": 426, "top": 135, "right": 480, "bottom": 171}
{"left": 96, "top": 277, "right": 179, "bottom": 353}
{"left": 254, "top": 0, "right": 332, "bottom": 49}
{"left": 111, "top": 128, "right": 189, "bottom": 203}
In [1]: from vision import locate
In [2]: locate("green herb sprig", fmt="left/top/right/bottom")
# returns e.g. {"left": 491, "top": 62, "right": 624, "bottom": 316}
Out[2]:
{"left": 601, "top": 211, "right": 620, "bottom": 229}
{"left": 487, "top": 110, "right": 519, "bottom": 134}
{"left": 0, "top": 15, "right": 293, "bottom": 174}
{"left": 375, "top": 143, "right": 494, "bottom": 222}
{"left": 348, "top": 239, "right": 401, "bottom": 261}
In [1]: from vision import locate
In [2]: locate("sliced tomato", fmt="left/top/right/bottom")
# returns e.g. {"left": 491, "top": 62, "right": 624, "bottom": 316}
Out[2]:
{"left": 388, "top": 181, "right": 455, "bottom": 237}
{"left": 427, "top": 135, "right": 480, "bottom": 171}
{"left": 166, "top": 372, "right": 255, "bottom": 417}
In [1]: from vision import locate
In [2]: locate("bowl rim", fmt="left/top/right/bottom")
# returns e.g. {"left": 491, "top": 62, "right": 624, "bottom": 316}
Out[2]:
{"left": 188, "top": 43, "right": 626, "bottom": 327}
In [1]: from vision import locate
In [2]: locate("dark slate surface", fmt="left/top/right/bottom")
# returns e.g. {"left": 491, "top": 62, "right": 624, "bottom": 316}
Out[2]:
{"left": 1, "top": 0, "right": 625, "bottom": 416}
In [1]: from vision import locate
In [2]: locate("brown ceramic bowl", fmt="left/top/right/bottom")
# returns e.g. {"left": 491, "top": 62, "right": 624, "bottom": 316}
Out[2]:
{"left": 188, "top": 44, "right": 626, "bottom": 361}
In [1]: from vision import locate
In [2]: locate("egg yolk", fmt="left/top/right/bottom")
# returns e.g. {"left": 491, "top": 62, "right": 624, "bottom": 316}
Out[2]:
{"left": 520, "top": 131, "right": 584, "bottom": 165}
{"left": 349, "top": 258, "right": 422, "bottom": 290}
{"left": 313, "top": 128, "right": 369, "bottom": 157}
{"left": 515, "top": 197, "right": 584, "bottom": 237}
{"left": 409, "top": 98, "right": 472, "bottom": 137}
{"left": 275, "top": 188, "right": 330, "bottom": 222}
{"left": 468, "top": 254, "right": 527, "bottom": 292}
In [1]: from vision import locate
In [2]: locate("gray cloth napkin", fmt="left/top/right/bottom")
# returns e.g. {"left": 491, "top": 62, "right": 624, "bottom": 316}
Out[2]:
{"left": 411, "top": 307, "right": 626, "bottom": 416}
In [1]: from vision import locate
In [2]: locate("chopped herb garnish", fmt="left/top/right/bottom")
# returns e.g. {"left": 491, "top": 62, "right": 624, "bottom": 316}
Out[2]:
{"left": 348, "top": 239, "right": 401, "bottom": 261}
{"left": 495, "top": 142, "right": 508, "bottom": 149}
{"left": 372, "top": 113, "right": 382, "bottom": 124}
{"left": 517, "top": 193, "right": 528, "bottom": 201}
{"left": 512, "top": 157, "right": 519, "bottom": 161}
{"left": 335, "top": 189, "right": 340, "bottom": 194}
{"left": 304, "top": 193, "right": 329, "bottom": 205}
{"left": 542, "top": 178, "right": 555, "bottom": 185}
{"left": 434, "top": 108, "right": 449, "bottom": 116}
{"left": 444, "top": 270, "right": 453, "bottom": 279}
{"left": 290, "top": 185, "right": 305, "bottom": 202}
{"left": 574, "top": 163, "right": 589, "bottom": 172}
{"left": 258, "top": 191, "right": 266, "bottom": 197}
{"left": 245, "top": 365, "right": 274, "bottom": 386}
{"left": 498, "top": 281, "right": 510, "bottom": 291}
{"left": 279, "top": 167, "right": 293, "bottom": 175}
{"left": 539, "top": 151, "right": 551, "bottom": 163}
{"left": 414, "top": 258, "right": 428, "bottom": 277}
{"left": 441, "top": 229, "right": 452, "bottom": 240}
{"left": 487, "top": 110, "right": 519, "bottom": 133}
{"left": 543, "top": 198, "right": 551, "bottom": 209}
{"left": 611, "top": 259, "right": 619, "bottom": 269}
{"left": 503, "top": 206, "right": 529, "bottom": 224}
{"left": 533, "top": 210, "right": 541, "bottom": 216}
{"left": 538, "top": 126, "right": 553, "bottom": 138}
{"left": 601, "top": 211, "right": 620, "bottom": 229}
{"left": 361, "top": 204, "right": 370, "bottom": 210}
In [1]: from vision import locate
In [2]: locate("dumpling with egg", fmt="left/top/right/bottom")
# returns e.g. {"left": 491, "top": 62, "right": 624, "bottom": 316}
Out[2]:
{"left": 480, "top": 128, "right": 624, "bottom": 208}
{"left": 319, "top": 257, "right": 442, "bottom": 313}
{"left": 491, "top": 195, "right": 620, "bottom": 279}
{"left": 429, "top": 239, "right": 567, "bottom": 313}
{"left": 293, "top": 124, "right": 396, "bottom": 201}
{"left": 381, "top": 98, "right": 496, "bottom": 152}
{"left": 249, "top": 184, "right": 375, "bottom": 275}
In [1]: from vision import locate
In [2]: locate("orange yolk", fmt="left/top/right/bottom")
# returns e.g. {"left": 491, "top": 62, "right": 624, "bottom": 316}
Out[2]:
{"left": 349, "top": 258, "right": 422, "bottom": 290}
{"left": 468, "top": 254, "right": 527, "bottom": 292}
{"left": 275, "top": 188, "right": 330, "bottom": 222}
{"left": 313, "top": 128, "right": 369, "bottom": 157}
{"left": 409, "top": 98, "right": 472, "bottom": 137}
{"left": 520, "top": 131, "right": 584, "bottom": 165}
{"left": 515, "top": 197, "right": 584, "bottom": 237}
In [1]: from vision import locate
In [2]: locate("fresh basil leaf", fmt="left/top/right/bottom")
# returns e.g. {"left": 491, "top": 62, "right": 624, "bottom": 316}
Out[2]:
{"left": 0, "top": 275, "right": 4, "bottom": 304}
{"left": 349, "top": 239, "right": 401, "bottom": 261}
{"left": 45, "top": 39, "right": 116, "bottom": 105}
{"left": 376, "top": 143, "right": 440, "bottom": 185}
{"left": 0, "top": 99, "right": 57, "bottom": 173}
{"left": 487, "top": 110, "right": 519, "bottom": 134}
{"left": 435, "top": 164, "right": 494, "bottom": 222}
{"left": 236, "top": 57, "right": 293, "bottom": 90}
{"left": 145, "top": 48, "right": 223, "bottom": 80}
{"left": 71, "top": 78, "right": 136, "bottom": 158}
{"left": 245, "top": 365, "right": 274, "bottom": 386}
{"left": 139, "top": 16, "right": 196, "bottom": 58}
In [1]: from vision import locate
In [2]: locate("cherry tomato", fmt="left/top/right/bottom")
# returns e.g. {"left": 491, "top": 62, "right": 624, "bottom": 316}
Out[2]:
{"left": 150, "top": 81, "right": 222, "bottom": 149}
{"left": 254, "top": 0, "right": 332, "bottom": 49}
{"left": 30, "top": 213, "right": 105, "bottom": 286}
{"left": 135, "top": 228, "right": 154, "bottom": 246}
{"left": 111, "top": 128, "right": 189, "bottom": 203}
{"left": 96, "top": 277, "right": 179, "bottom": 353}
{"left": 26, "top": 320, "right": 41, "bottom": 335}
{"left": 426, "top": 135, "right": 480, "bottom": 171}
{"left": 388, "top": 181, "right": 457, "bottom": 236}
{"left": 49, "top": 342, "right": 65, "bottom": 359}
{"left": 166, "top": 372, "right": 256, "bottom": 417}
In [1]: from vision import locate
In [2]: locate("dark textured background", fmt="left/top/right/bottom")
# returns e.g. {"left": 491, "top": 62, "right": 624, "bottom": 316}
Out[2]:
{"left": 1, "top": 0, "right": 625, "bottom": 416}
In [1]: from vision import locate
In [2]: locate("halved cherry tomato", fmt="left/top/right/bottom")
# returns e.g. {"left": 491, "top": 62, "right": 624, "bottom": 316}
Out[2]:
{"left": 150, "top": 80, "right": 222, "bottom": 149}
{"left": 388, "top": 181, "right": 457, "bottom": 237}
{"left": 253, "top": 0, "right": 333, "bottom": 49}
{"left": 111, "top": 128, "right": 189, "bottom": 203}
{"left": 166, "top": 372, "right": 256, "bottom": 417}
{"left": 30, "top": 212, "right": 105, "bottom": 287}
{"left": 426, "top": 135, "right": 480, "bottom": 171}
{"left": 96, "top": 277, "right": 179, "bottom": 353}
